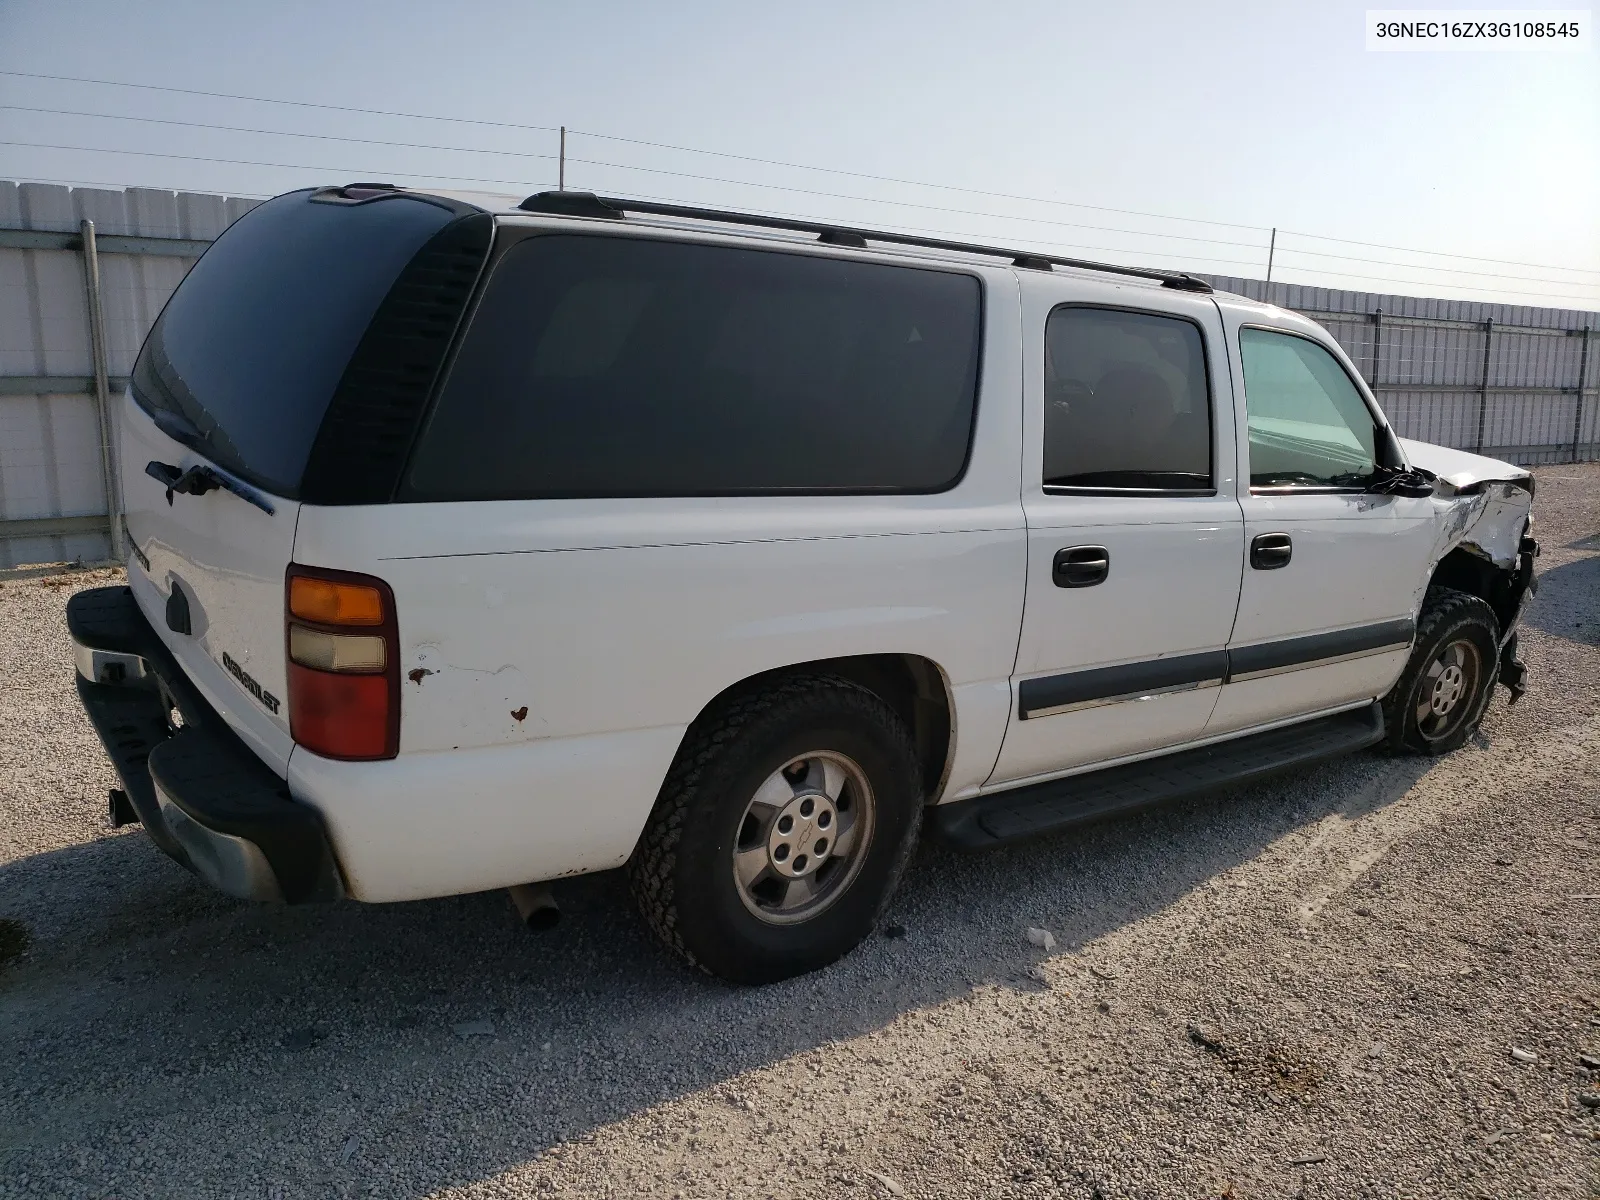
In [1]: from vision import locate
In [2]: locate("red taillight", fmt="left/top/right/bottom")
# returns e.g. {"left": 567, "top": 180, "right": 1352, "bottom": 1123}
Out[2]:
{"left": 287, "top": 665, "right": 392, "bottom": 758}
{"left": 285, "top": 565, "right": 399, "bottom": 760}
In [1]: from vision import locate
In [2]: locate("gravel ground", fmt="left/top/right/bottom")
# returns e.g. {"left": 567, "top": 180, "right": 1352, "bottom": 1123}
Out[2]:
{"left": 2, "top": 466, "right": 1599, "bottom": 1200}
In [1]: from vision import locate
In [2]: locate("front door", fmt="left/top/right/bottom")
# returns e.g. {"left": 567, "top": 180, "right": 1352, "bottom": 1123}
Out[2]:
{"left": 1208, "top": 316, "right": 1438, "bottom": 736}
{"left": 988, "top": 286, "right": 1244, "bottom": 787}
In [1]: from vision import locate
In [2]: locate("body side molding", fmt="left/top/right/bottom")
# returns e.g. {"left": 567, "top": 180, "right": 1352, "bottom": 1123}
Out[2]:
{"left": 1016, "top": 619, "right": 1416, "bottom": 719}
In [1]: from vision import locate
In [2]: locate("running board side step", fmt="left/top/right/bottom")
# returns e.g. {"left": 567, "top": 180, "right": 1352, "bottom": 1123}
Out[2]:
{"left": 930, "top": 703, "right": 1385, "bottom": 850}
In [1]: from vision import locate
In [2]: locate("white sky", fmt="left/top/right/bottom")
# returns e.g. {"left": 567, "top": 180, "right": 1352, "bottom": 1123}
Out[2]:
{"left": 1, "top": 0, "right": 1596, "bottom": 309}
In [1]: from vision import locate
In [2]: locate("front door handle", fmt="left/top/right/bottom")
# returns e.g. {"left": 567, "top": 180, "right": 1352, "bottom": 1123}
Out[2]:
{"left": 1053, "top": 545, "right": 1110, "bottom": 588}
{"left": 1250, "top": 532, "right": 1293, "bottom": 570}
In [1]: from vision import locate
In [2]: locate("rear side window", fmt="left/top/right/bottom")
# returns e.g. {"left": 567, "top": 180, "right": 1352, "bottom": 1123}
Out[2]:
{"left": 402, "top": 235, "right": 983, "bottom": 499}
{"left": 1043, "top": 306, "right": 1212, "bottom": 491}
{"left": 131, "top": 190, "right": 456, "bottom": 497}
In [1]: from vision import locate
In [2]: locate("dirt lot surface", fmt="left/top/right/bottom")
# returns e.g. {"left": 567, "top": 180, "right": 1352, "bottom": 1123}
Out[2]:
{"left": 2, "top": 466, "right": 1599, "bottom": 1200}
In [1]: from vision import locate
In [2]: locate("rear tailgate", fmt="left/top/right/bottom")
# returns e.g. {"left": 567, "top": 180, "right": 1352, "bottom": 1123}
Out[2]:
{"left": 116, "top": 185, "right": 477, "bottom": 774}
{"left": 121, "top": 399, "right": 301, "bottom": 773}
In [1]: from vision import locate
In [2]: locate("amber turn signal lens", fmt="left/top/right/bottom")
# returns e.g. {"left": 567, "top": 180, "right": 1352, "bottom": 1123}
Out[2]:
{"left": 289, "top": 576, "right": 384, "bottom": 626}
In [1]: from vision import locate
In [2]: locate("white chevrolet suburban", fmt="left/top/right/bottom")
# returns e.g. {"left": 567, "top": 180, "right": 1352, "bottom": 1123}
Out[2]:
{"left": 66, "top": 184, "right": 1538, "bottom": 983}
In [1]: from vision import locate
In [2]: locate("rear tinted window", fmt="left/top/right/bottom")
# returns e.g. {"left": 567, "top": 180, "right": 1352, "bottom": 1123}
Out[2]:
{"left": 402, "top": 235, "right": 983, "bottom": 499}
{"left": 1043, "top": 306, "right": 1212, "bottom": 491}
{"left": 131, "top": 190, "right": 455, "bottom": 497}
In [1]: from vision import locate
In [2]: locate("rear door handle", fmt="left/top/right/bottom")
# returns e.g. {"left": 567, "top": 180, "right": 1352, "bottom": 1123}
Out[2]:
{"left": 1250, "top": 532, "right": 1293, "bottom": 570}
{"left": 1053, "top": 545, "right": 1110, "bottom": 588}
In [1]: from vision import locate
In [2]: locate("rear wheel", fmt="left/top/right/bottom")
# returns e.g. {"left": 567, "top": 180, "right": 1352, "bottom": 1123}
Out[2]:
{"left": 628, "top": 675, "right": 922, "bottom": 984}
{"left": 1381, "top": 588, "right": 1500, "bottom": 755}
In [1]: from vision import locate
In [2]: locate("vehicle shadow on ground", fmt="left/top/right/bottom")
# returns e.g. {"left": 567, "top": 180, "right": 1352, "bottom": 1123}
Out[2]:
{"left": 0, "top": 742, "right": 1438, "bottom": 1197}
{"left": 1521, "top": 554, "right": 1600, "bottom": 647}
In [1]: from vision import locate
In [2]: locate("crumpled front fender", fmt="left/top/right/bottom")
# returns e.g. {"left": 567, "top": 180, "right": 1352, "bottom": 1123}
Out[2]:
{"left": 1400, "top": 438, "right": 1537, "bottom": 700}
{"left": 1401, "top": 437, "right": 1535, "bottom": 571}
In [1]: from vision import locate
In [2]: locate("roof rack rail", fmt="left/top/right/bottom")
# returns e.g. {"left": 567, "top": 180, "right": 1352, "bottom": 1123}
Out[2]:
{"left": 515, "top": 191, "right": 1212, "bottom": 293}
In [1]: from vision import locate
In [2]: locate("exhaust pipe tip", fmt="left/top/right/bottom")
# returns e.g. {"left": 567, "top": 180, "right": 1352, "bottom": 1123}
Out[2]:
{"left": 108, "top": 788, "right": 140, "bottom": 828}
{"left": 507, "top": 882, "right": 560, "bottom": 931}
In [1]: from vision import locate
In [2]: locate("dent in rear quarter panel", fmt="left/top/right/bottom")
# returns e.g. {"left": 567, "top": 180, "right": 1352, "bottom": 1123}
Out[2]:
{"left": 285, "top": 267, "right": 1027, "bottom": 901}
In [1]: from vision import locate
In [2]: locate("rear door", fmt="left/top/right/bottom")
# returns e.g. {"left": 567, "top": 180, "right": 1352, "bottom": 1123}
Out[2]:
{"left": 987, "top": 281, "right": 1244, "bottom": 786}
{"left": 119, "top": 187, "right": 467, "bottom": 773}
{"left": 1208, "top": 311, "right": 1437, "bottom": 736}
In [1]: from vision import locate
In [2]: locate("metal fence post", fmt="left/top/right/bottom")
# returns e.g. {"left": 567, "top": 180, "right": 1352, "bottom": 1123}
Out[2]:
{"left": 1369, "top": 308, "right": 1383, "bottom": 387}
{"left": 80, "top": 218, "right": 124, "bottom": 563}
{"left": 1474, "top": 317, "right": 1493, "bottom": 454}
{"left": 1575, "top": 326, "right": 1593, "bottom": 463}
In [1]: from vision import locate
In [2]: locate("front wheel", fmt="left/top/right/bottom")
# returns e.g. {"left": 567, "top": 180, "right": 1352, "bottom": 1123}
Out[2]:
{"left": 628, "top": 675, "right": 923, "bottom": 984}
{"left": 1381, "top": 588, "right": 1500, "bottom": 755}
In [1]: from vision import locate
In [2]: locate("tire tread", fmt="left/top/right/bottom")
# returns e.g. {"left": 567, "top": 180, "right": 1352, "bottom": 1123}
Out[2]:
{"left": 1381, "top": 586, "right": 1500, "bottom": 756}
{"left": 627, "top": 674, "right": 921, "bottom": 977}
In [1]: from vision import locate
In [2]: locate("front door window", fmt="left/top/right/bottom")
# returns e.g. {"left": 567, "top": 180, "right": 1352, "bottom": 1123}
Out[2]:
{"left": 1239, "top": 327, "right": 1377, "bottom": 489}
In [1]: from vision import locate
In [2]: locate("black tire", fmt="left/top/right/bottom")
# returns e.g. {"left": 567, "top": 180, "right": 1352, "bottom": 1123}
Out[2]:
{"left": 628, "top": 674, "right": 923, "bottom": 984}
{"left": 1381, "top": 587, "right": 1500, "bottom": 755}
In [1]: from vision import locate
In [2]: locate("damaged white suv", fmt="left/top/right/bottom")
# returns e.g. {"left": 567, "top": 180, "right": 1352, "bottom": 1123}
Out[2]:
{"left": 67, "top": 185, "right": 1538, "bottom": 983}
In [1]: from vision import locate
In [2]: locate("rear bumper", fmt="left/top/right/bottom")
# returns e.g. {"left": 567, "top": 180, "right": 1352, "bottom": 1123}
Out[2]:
{"left": 67, "top": 586, "right": 342, "bottom": 903}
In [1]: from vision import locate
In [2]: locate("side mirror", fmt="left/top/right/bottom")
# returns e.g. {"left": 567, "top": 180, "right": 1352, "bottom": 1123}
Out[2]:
{"left": 1391, "top": 479, "right": 1437, "bottom": 498}
{"left": 1366, "top": 465, "right": 1437, "bottom": 498}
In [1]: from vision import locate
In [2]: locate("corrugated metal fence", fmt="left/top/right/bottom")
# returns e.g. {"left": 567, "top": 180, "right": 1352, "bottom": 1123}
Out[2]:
{"left": 1, "top": 181, "right": 258, "bottom": 568}
{"left": 2, "top": 180, "right": 1596, "bottom": 568}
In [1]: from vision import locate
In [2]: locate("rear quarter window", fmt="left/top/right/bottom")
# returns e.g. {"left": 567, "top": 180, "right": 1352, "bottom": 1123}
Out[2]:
{"left": 401, "top": 235, "right": 984, "bottom": 499}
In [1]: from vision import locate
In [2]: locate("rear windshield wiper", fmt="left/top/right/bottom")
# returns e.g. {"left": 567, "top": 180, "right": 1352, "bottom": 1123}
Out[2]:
{"left": 145, "top": 460, "right": 276, "bottom": 516}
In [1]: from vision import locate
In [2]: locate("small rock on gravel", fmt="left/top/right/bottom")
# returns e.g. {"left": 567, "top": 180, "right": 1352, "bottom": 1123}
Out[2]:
{"left": 1510, "top": 1046, "right": 1538, "bottom": 1064}
{"left": 865, "top": 1168, "right": 905, "bottom": 1196}
{"left": 1025, "top": 926, "right": 1057, "bottom": 951}
{"left": 1577, "top": 1053, "right": 1600, "bottom": 1069}
{"left": 452, "top": 1019, "right": 496, "bottom": 1038}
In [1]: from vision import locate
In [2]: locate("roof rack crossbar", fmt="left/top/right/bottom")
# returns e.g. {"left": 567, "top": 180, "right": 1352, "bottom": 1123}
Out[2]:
{"left": 518, "top": 192, "right": 1211, "bottom": 293}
